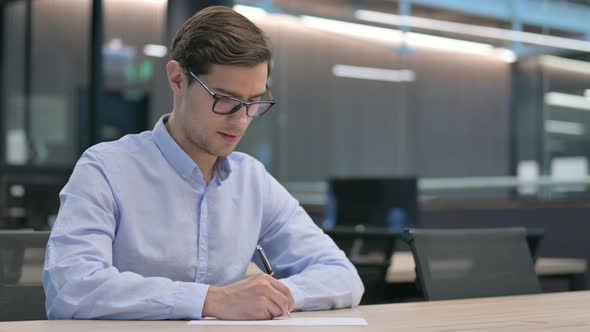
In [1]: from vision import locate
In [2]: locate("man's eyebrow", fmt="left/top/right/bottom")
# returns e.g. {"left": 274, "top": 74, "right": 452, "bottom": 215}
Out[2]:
{"left": 214, "top": 87, "right": 267, "bottom": 100}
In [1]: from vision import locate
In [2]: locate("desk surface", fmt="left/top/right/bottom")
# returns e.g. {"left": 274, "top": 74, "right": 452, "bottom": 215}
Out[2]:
{"left": 1, "top": 291, "right": 589, "bottom": 332}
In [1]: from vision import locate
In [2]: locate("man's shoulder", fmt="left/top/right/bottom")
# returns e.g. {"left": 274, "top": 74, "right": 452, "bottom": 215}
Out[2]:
{"left": 227, "top": 151, "right": 266, "bottom": 171}
{"left": 83, "top": 131, "right": 154, "bottom": 162}
{"left": 89, "top": 131, "right": 152, "bottom": 153}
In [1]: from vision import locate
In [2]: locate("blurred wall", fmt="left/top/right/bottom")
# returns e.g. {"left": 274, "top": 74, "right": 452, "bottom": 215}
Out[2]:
{"left": 216, "top": 15, "right": 512, "bottom": 181}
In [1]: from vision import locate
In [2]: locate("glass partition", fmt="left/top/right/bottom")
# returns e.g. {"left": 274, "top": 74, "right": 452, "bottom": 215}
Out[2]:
{"left": 2, "top": 1, "right": 27, "bottom": 165}
{"left": 2, "top": 0, "right": 91, "bottom": 166}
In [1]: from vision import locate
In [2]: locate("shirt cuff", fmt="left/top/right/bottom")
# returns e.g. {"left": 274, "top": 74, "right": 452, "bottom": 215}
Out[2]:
{"left": 170, "top": 281, "right": 209, "bottom": 319}
{"left": 279, "top": 278, "right": 305, "bottom": 310}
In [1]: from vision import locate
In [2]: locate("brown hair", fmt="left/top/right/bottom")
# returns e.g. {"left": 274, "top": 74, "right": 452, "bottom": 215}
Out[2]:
{"left": 170, "top": 6, "right": 272, "bottom": 84}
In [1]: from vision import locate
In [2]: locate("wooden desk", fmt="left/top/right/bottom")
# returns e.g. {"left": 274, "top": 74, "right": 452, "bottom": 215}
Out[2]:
{"left": 1, "top": 291, "right": 589, "bottom": 331}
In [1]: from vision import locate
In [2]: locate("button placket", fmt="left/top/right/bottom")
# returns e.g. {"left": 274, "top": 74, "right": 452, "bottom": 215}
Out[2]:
{"left": 196, "top": 187, "right": 209, "bottom": 281}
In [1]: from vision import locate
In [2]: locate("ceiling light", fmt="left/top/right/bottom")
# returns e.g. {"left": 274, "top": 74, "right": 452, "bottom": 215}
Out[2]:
{"left": 332, "top": 65, "right": 415, "bottom": 82}
{"left": 300, "top": 16, "right": 514, "bottom": 62}
{"left": 143, "top": 44, "right": 167, "bottom": 58}
{"left": 540, "top": 56, "right": 590, "bottom": 75}
{"left": 545, "top": 92, "right": 590, "bottom": 111}
{"left": 356, "top": 9, "right": 590, "bottom": 53}
{"left": 545, "top": 120, "right": 584, "bottom": 136}
{"left": 300, "top": 16, "right": 402, "bottom": 44}
{"left": 233, "top": 5, "right": 268, "bottom": 20}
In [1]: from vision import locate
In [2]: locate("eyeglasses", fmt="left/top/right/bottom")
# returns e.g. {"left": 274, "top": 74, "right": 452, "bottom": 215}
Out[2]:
{"left": 189, "top": 71, "right": 276, "bottom": 117}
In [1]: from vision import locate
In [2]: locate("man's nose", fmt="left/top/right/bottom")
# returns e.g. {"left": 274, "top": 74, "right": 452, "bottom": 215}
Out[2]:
{"left": 228, "top": 105, "right": 250, "bottom": 123}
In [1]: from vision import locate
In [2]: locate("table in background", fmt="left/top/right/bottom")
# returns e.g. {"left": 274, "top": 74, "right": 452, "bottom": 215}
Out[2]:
{"left": 387, "top": 252, "right": 588, "bottom": 290}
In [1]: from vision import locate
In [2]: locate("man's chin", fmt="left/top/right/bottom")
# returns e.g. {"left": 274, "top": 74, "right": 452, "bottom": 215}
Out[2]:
{"left": 216, "top": 151, "right": 233, "bottom": 158}
{"left": 210, "top": 145, "right": 236, "bottom": 158}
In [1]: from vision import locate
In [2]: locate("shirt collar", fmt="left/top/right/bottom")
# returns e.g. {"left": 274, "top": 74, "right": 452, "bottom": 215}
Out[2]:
{"left": 152, "top": 114, "right": 232, "bottom": 182}
{"left": 215, "top": 155, "right": 232, "bottom": 181}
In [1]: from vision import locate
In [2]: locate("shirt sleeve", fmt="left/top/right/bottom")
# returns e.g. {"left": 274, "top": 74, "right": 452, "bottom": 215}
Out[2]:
{"left": 43, "top": 149, "right": 209, "bottom": 320}
{"left": 258, "top": 166, "right": 365, "bottom": 310}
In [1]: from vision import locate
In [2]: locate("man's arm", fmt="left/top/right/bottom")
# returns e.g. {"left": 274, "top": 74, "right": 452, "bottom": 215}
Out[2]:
{"left": 43, "top": 149, "right": 208, "bottom": 320}
{"left": 257, "top": 168, "right": 365, "bottom": 310}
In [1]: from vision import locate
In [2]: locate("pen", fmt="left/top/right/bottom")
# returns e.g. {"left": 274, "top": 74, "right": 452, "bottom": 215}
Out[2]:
{"left": 255, "top": 244, "right": 291, "bottom": 318}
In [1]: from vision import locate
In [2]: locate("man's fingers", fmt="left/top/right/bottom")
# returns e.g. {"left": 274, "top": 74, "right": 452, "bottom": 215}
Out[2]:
{"left": 267, "top": 277, "right": 290, "bottom": 295}
{"left": 268, "top": 277, "right": 293, "bottom": 298}
{"left": 266, "top": 285, "right": 291, "bottom": 316}
{"left": 267, "top": 277, "right": 294, "bottom": 310}
{"left": 264, "top": 296, "right": 284, "bottom": 318}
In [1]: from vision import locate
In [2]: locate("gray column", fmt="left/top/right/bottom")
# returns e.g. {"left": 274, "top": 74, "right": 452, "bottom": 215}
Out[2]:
{"left": 150, "top": 0, "right": 234, "bottom": 125}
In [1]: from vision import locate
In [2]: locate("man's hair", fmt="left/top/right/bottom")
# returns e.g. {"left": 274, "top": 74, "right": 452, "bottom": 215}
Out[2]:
{"left": 170, "top": 6, "right": 272, "bottom": 84}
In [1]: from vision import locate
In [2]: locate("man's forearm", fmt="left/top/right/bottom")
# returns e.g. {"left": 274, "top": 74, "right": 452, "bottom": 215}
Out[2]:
{"left": 279, "top": 261, "right": 364, "bottom": 310}
{"left": 44, "top": 263, "right": 208, "bottom": 319}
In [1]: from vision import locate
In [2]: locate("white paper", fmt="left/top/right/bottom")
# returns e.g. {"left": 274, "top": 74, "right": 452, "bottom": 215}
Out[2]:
{"left": 187, "top": 317, "right": 368, "bottom": 326}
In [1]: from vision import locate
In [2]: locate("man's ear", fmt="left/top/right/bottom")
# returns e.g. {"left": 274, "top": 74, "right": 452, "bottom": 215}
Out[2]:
{"left": 166, "top": 60, "right": 186, "bottom": 96}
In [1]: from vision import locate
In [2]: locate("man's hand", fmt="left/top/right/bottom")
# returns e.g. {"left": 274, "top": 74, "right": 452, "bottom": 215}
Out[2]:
{"left": 202, "top": 274, "right": 294, "bottom": 320}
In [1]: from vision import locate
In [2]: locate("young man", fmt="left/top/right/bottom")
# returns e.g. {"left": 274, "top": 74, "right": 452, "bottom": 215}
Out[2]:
{"left": 43, "top": 6, "right": 363, "bottom": 320}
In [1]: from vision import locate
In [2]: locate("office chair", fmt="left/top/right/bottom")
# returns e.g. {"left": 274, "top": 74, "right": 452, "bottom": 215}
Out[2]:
{"left": 524, "top": 228, "right": 544, "bottom": 262}
{"left": 403, "top": 227, "right": 541, "bottom": 301}
{"left": 324, "top": 226, "right": 399, "bottom": 304}
{"left": 0, "top": 230, "right": 50, "bottom": 321}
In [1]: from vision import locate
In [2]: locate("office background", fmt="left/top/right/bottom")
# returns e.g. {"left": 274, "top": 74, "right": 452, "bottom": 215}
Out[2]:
{"left": 1, "top": 0, "right": 590, "bottom": 306}
{"left": 4, "top": 0, "right": 590, "bottom": 192}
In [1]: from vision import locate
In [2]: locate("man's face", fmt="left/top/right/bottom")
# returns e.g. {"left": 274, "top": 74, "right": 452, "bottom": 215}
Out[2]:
{"left": 177, "top": 63, "right": 268, "bottom": 158}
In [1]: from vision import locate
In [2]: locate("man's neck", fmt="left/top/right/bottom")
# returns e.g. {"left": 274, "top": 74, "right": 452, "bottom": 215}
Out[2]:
{"left": 165, "top": 114, "right": 217, "bottom": 185}
{"left": 194, "top": 155, "right": 217, "bottom": 185}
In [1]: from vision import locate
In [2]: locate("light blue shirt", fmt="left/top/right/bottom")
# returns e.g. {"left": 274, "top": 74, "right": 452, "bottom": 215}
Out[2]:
{"left": 43, "top": 114, "right": 364, "bottom": 320}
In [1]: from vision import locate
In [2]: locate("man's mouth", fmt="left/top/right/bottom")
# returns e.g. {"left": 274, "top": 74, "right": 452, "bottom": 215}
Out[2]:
{"left": 219, "top": 131, "right": 240, "bottom": 143}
